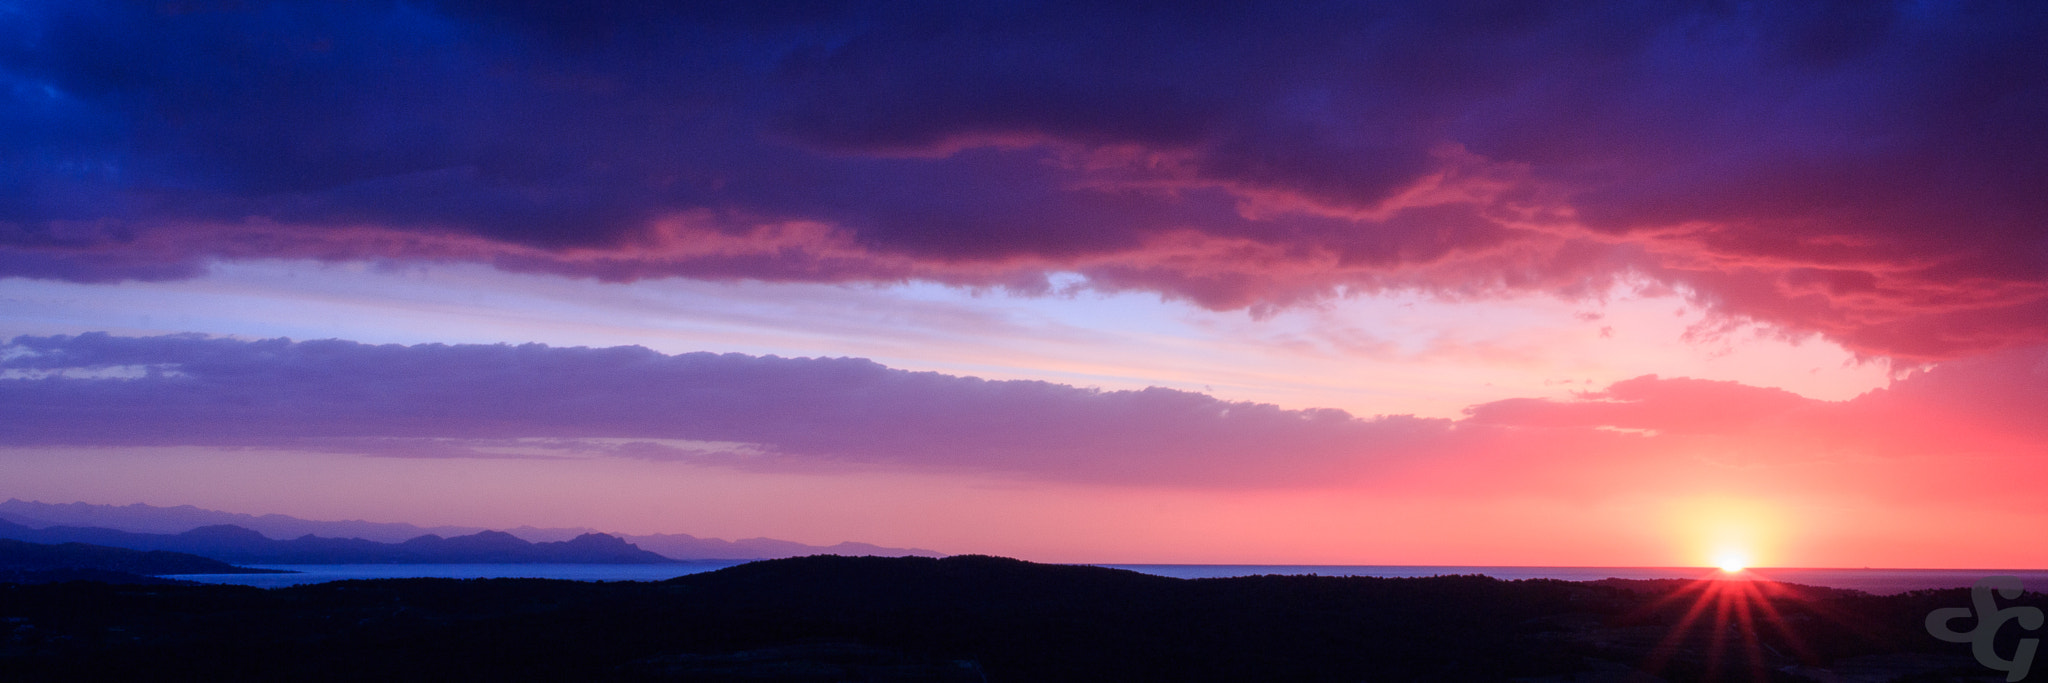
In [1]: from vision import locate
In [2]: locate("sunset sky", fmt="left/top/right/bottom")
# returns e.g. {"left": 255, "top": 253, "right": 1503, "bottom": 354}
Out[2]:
{"left": 3, "top": 1, "right": 2045, "bottom": 568}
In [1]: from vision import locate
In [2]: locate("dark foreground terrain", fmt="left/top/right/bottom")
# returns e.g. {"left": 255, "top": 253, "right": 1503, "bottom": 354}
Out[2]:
{"left": 1, "top": 555, "right": 2037, "bottom": 682}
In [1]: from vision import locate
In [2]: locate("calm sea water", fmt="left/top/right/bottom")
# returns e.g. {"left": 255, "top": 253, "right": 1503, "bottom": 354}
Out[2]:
{"left": 1101, "top": 565, "right": 2048, "bottom": 595}
{"left": 164, "top": 563, "right": 2048, "bottom": 594}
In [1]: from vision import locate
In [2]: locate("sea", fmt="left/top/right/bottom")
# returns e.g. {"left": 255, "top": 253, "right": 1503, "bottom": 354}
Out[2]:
{"left": 162, "top": 563, "right": 2048, "bottom": 595}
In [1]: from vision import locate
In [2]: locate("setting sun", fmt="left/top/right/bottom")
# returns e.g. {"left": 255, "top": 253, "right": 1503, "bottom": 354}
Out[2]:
{"left": 1671, "top": 498, "right": 1780, "bottom": 570}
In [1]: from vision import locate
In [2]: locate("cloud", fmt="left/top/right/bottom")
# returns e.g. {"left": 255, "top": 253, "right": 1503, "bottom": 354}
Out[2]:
{"left": 1463, "top": 375, "right": 1819, "bottom": 435}
{"left": 5, "top": 334, "right": 2045, "bottom": 494}
{"left": 0, "top": 333, "right": 1460, "bottom": 486}
{"left": 1464, "top": 345, "right": 2048, "bottom": 462}
{"left": 3, "top": 1, "right": 2046, "bottom": 357}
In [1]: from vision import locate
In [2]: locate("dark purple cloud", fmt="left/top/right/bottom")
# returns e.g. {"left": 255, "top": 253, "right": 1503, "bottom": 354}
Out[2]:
{"left": 0, "top": 333, "right": 1458, "bottom": 486}
{"left": 3, "top": 2, "right": 2045, "bottom": 357}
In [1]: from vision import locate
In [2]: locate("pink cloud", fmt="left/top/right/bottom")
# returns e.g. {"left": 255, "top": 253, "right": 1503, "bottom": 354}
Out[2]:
{"left": 6, "top": 334, "right": 2044, "bottom": 500}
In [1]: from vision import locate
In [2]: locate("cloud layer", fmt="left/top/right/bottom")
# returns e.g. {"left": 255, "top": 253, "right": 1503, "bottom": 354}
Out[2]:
{"left": 4, "top": 2, "right": 2046, "bottom": 357}
{"left": 6, "top": 334, "right": 2044, "bottom": 491}
{"left": 0, "top": 333, "right": 1456, "bottom": 486}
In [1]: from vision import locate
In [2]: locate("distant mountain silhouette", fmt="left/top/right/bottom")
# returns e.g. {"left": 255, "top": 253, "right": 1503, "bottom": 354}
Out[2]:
{"left": 0, "top": 538, "right": 286, "bottom": 583}
{"left": 0, "top": 499, "right": 943, "bottom": 559}
{"left": 0, "top": 499, "right": 494, "bottom": 542}
{"left": 0, "top": 518, "right": 674, "bottom": 564}
{"left": 620, "top": 532, "right": 944, "bottom": 561}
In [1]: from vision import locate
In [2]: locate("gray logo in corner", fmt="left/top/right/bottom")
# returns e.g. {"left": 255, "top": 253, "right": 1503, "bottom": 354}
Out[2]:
{"left": 1927, "top": 576, "right": 2043, "bottom": 682}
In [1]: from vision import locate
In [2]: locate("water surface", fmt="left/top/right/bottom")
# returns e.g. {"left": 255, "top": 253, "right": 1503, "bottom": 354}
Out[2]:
{"left": 167, "top": 562, "right": 2048, "bottom": 594}
{"left": 1104, "top": 565, "right": 2048, "bottom": 595}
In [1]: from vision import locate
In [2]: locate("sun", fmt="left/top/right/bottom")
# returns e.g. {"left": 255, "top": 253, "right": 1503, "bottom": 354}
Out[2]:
{"left": 1674, "top": 498, "right": 1778, "bottom": 574}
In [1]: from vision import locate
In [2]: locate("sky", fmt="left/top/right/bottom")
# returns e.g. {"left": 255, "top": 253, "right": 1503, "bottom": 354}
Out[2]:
{"left": 2, "top": 0, "right": 2046, "bottom": 567}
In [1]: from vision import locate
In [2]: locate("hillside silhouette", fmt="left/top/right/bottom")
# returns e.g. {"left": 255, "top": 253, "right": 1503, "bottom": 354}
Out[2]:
{"left": 0, "top": 538, "right": 287, "bottom": 585}
{"left": 4, "top": 554, "right": 2035, "bottom": 681}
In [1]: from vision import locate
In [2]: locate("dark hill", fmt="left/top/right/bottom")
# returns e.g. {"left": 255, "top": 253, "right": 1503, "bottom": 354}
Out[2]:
{"left": 0, "top": 567, "right": 200, "bottom": 586}
{"left": 0, "top": 554, "right": 2024, "bottom": 681}
{"left": 0, "top": 538, "right": 286, "bottom": 577}
{"left": 676, "top": 553, "right": 1177, "bottom": 597}
{"left": 658, "top": 555, "right": 1606, "bottom": 681}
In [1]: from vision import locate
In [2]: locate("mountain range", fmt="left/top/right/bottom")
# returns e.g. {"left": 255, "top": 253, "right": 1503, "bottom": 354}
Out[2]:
{"left": 0, "top": 518, "right": 674, "bottom": 564}
{"left": 0, "top": 499, "right": 942, "bottom": 561}
{"left": 0, "top": 499, "right": 494, "bottom": 541}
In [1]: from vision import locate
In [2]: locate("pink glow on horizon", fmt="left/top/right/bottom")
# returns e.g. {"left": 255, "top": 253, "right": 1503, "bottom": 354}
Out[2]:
{"left": 4, "top": 443, "right": 2041, "bottom": 568}
{"left": 2, "top": 342, "right": 2040, "bottom": 568}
